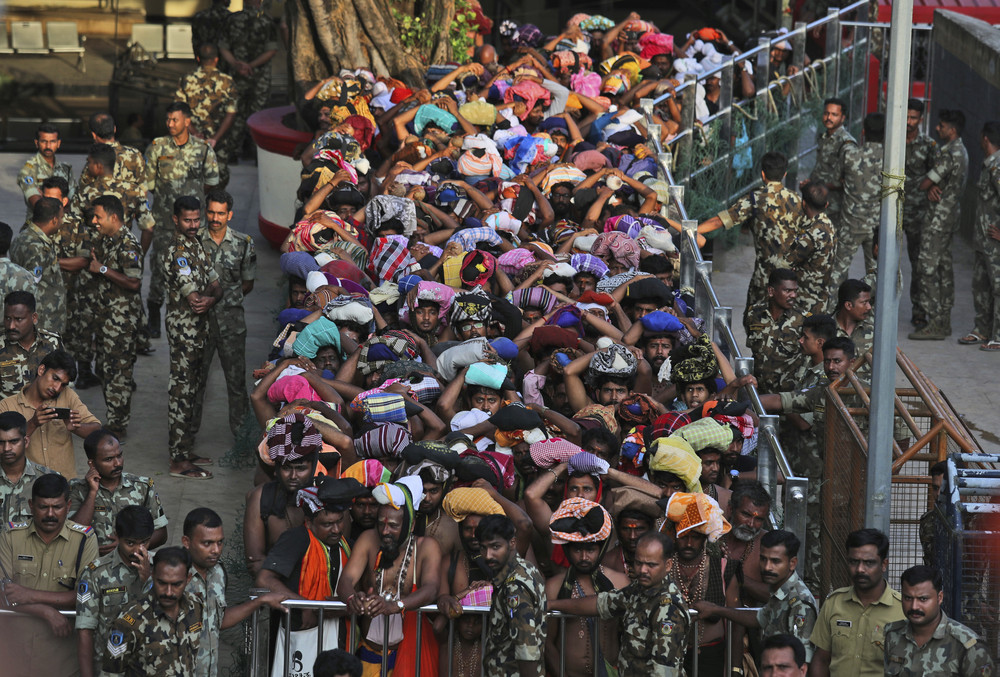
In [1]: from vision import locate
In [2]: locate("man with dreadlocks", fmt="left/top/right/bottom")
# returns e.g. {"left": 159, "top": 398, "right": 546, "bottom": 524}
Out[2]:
{"left": 338, "top": 476, "right": 441, "bottom": 677}
{"left": 543, "top": 498, "right": 629, "bottom": 677}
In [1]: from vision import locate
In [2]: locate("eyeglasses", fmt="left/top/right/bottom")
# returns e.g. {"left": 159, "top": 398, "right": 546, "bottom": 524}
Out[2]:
{"left": 459, "top": 322, "right": 485, "bottom": 331}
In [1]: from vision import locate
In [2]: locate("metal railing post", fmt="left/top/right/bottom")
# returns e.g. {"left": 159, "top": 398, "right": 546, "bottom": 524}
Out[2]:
{"left": 724, "top": 618, "right": 733, "bottom": 675}
{"left": 719, "top": 56, "right": 735, "bottom": 147}
{"left": 694, "top": 261, "right": 715, "bottom": 340}
{"left": 715, "top": 306, "right": 733, "bottom": 356}
{"left": 559, "top": 616, "right": 567, "bottom": 676}
{"left": 414, "top": 609, "right": 422, "bottom": 677}
{"left": 785, "top": 477, "right": 810, "bottom": 574}
{"left": 678, "top": 73, "right": 698, "bottom": 174}
{"left": 825, "top": 8, "right": 841, "bottom": 95}
{"left": 317, "top": 607, "right": 325, "bottom": 654}
{"left": 446, "top": 617, "right": 455, "bottom": 676}
{"left": 680, "top": 221, "right": 698, "bottom": 290}
{"left": 380, "top": 615, "right": 390, "bottom": 677}
{"left": 758, "top": 415, "right": 780, "bottom": 506}
{"left": 283, "top": 611, "right": 292, "bottom": 677}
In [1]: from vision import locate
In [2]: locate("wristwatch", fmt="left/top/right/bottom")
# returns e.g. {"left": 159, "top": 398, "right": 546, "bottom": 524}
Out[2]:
{"left": 395, "top": 600, "right": 405, "bottom": 611}
{"left": 99, "top": 265, "right": 108, "bottom": 275}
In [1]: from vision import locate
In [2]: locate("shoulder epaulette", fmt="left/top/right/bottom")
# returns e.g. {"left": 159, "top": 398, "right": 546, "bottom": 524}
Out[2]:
{"left": 7, "top": 521, "right": 28, "bottom": 530}
{"left": 68, "top": 522, "right": 94, "bottom": 535}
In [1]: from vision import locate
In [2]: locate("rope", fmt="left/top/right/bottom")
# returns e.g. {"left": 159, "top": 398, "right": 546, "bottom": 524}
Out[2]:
{"left": 879, "top": 170, "right": 906, "bottom": 234}
{"left": 732, "top": 101, "right": 759, "bottom": 121}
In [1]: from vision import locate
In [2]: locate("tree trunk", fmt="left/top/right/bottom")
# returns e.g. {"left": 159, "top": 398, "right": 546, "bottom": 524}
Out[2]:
{"left": 288, "top": 0, "right": 455, "bottom": 96}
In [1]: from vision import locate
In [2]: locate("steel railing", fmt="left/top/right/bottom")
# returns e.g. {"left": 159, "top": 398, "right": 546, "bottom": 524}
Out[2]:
{"left": 246, "top": 599, "right": 772, "bottom": 677}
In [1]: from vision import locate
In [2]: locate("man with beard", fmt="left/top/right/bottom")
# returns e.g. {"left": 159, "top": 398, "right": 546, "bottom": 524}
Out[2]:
{"left": 543, "top": 499, "right": 629, "bottom": 677}
{"left": 438, "top": 484, "right": 533, "bottom": 617}
{"left": 694, "top": 529, "right": 818, "bottom": 669}
{"left": 69, "top": 429, "right": 169, "bottom": 555}
{"left": 695, "top": 446, "right": 730, "bottom": 514}
{"left": 403, "top": 281, "right": 454, "bottom": 348}
{"left": 664, "top": 491, "right": 731, "bottom": 677}
{"left": 0, "top": 411, "right": 54, "bottom": 525}
{"left": 549, "top": 530, "right": 691, "bottom": 675}
{"left": 478, "top": 514, "right": 547, "bottom": 677}
{"left": 17, "top": 124, "right": 75, "bottom": 222}
{"left": 403, "top": 459, "right": 459, "bottom": 556}
{"left": 185, "top": 507, "right": 288, "bottom": 677}
{"left": 339, "top": 477, "right": 441, "bottom": 677}
{"left": 0, "top": 291, "right": 62, "bottom": 398}
{"left": 809, "top": 528, "right": 903, "bottom": 677}
{"left": 244, "top": 414, "right": 321, "bottom": 577}
{"left": 719, "top": 482, "right": 771, "bottom": 600}
{"left": 101, "top": 547, "right": 203, "bottom": 675}
{"left": 882, "top": 565, "right": 994, "bottom": 675}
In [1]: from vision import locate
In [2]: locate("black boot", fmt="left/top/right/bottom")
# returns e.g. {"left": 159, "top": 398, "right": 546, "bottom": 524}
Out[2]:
{"left": 148, "top": 301, "right": 161, "bottom": 339}
{"left": 75, "top": 361, "right": 101, "bottom": 390}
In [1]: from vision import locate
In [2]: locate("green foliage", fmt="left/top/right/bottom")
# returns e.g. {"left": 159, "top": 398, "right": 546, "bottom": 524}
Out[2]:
{"left": 391, "top": 0, "right": 475, "bottom": 64}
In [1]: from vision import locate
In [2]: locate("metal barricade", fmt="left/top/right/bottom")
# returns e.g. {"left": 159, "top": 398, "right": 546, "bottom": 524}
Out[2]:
{"left": 251, "top": 600, "right": 718, "bottom": 677}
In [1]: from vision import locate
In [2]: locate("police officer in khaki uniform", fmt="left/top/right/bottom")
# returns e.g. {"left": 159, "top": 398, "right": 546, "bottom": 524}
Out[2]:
{"left": 0, "top": 473, "right": 99, "bottom": 673}
{"left": 101, "top": 547, "right": 204, "bottom": 676}
{"left": 75, "top": 505, "right": 153, "bottom": 677}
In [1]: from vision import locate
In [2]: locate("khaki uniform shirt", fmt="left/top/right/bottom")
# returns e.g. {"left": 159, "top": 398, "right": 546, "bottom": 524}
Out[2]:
{"left": 0, "top": 459, "right": 56, "bottom": 526}
{"left": 0, "top": 518, "right": 98, "bottom": 592}
{"left": 810, "top": 582, "right": 905, "bottom": 677}
{"left": 0, "top": 386, "right": 100, "bottom": 478}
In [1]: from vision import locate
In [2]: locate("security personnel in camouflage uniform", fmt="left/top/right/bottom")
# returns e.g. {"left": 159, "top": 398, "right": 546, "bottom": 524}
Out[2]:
{"left": 696, "top": 151, "right": 804, "bottom": 324}
{"left": 145, "top": 102, "right": 220, "bottom": 339}
{"left": 191, "top": 189, "right": 255, "bottom": 437}
{"left": 883, "top": 565, "right": 995, "bottom": 677}
{"left": 477, "top": 514, "right": 546, "bottom": 677}
{"left": 834, "top": 278, "right": 875, "bottom": 359}
{"left": 744, "top": 268, "right": 808, "bottom": 393}
{"left": 68, "top": 429, "right": 168, "bottom": 552}
{"left": 962, "top": 121, "right": 1000, "bottom": 351}
{"left": 75, "top": 505, "right": 154, "bottom": 675}
{"left": 175, "top": 44, "right": 239, "bottom": 189}
{"left": 16, "top": 123, "right": 74, "bottom": 222}
{"left": 84, "top": 196, "right": 146, "bottom": 434}
{"left": 694, "top": 530, "right": 817, "bottom": 663}
{"left": 910, "top": 109, "right": 969, "bottom": 340}
{"left": 0, "top": 411, "right": 55, "bottom": 526}
{"left": 809, "top": 97, "right": 856, "bottom": 230}
{"left": 0, "top": 224, "right": 36, "bottom": 301}
{"left": 9, "top": 198, "right": 68, "bottom": 335}
{"left": 101, "top": 547, "right": 204, "bottom": 676}
{"left": 0, "top": 291, "right": 63, "bottom": 399}
{"left": 551, "top": 531, "right": 690, "bottom": 675}
{"left": 833, "top": 113, "right": 885, "bottom": 287}
{"left": 219, "top": 0, "right": 278, "bottom": 160}
{"left": 163, "top": 196, "right": 221, "bottom": 479}
{"left": 903, "top": 100, "right": 937, "bottom": 328}
{"left": 791, "top": 182, "right": 835, "bottom": 315}
{"left": 191, "top": 0, "right": 231, "bottom": 54}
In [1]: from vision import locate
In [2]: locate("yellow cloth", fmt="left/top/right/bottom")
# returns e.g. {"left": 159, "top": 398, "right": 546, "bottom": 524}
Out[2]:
{"left": 442, "top": 488, "right": 504, "bottom": 522}
{"left": 665, "top": 492, "right": 731, "bottom": 542}
{"left": 648, "top": 437, "right": 703, "bottom": 493}
{"left": 443, "top": 254, "right": 465, "bottom": 289}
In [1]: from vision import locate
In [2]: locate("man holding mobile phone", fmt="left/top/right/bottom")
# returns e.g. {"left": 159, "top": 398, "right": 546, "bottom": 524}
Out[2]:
{"left": 0, "top": 349, "right": 102, "bottom": 478}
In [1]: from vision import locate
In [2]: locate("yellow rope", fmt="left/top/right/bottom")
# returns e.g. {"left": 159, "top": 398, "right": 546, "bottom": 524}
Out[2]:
{"left": 732, "top": 101, "right": 759, "bottom": 121}
{"left": 880, "top": 170, "right": 906, "bottom": 234}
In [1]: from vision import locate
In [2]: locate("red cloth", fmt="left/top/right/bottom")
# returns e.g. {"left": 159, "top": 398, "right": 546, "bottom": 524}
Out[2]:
{"left": 576, "top": 291, "right": 615, "bottom": 306}
{"left": 392, "top": 585, "right": 439, "bottom": 677}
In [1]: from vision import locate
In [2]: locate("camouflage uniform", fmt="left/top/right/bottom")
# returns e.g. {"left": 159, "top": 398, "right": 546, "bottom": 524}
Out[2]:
{"left": 175, "top": 66, "right": 239, "bottom": 188}
{"left": 810, "top": 124, "right": 857, "bottom": 228}
{"left": 186, "top": 563, "right": 227, "bottom": 677}
{"left": 67, "top": 472, "right": 168, "bottom": 546}
{"left": 8, "top": 223, "right": 66, "bottom": 335}
{"left": 192, "top": 226, "right": 255, "bottom": 435}
{"left": 837, "top": 316, "right": 875, "bottom": 359}
{"left": 596, "top": 578, "right": 690, "bottom": 675}
{"left": 144, "top": 135, "right": 220, "bottom": 308}
{"left": 744, "top": 301, "right": 808, "bottom": 393}
{"left": 914, "top": 136, "right": 968, "bottom": 329}
{"left": 834, "top": 141, "right": 884, "bottom": 286}
{"left": 164, "top": 232, "right": 219, "bottom": 462}
{"left": 756, "top": 571, "right": 818, "bottom": 661}
{"left": 0, "top": 459, "right": 55, "bottom": 526}
{"left": 0, "top": 257, "right": 37, "bottom": 300}
{"left": 191, "top": 3, "right": 231, "bottom": 54}
{"left": 90, "top": 227, "right": 145, "bottom": 431}
{"left": 484, "top": 554, "right": 547, "bottom": 677}
{"left": 970, "top": 148, "right": 1000, "bottom": 344}
{"left": 0, "top": 328, "right": 63, "bottom": 398}
{"left": 101, "top": 592, "right": 204, "bottom": 676}
{"left": 75, "top": 548, "right": 152, "bottom": 671}
{"left": 16, "top": 152, "right": 74, "bottom": 221}
{"left": 904, "top": 133, "right": 937, "bottom": 320}
{"left": 715, "top": 180, "right": 804, "bottom": 320}
{"left": 883, "top": 612, "right": 995, "bottom": 676}
{"left": 219, "top": 7, "right": 278, "bottom": 160}
{"left": 789, "top": 210, "right": 835, "bottom": 315}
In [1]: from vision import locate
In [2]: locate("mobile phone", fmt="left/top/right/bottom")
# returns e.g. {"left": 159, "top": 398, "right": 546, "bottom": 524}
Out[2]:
{"left": 49, "top": 407, "right": 72, "bottom": 420}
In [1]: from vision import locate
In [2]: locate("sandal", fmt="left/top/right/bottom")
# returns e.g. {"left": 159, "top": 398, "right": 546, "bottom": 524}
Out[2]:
{"left": 980, "top": 341, "right": 1000, "bottom": 352}
{"left": 169, "top": 467, "right": 213, "bottom": 480}
{"left": 186, "top": 455, "right": 214, "bottom": 466}
{"left": 958, "top": 333, "right": 985, "bottom": 345}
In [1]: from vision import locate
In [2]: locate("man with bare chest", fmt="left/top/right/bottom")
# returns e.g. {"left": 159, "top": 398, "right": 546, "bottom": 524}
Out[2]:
{"left": 544, "top": 499, "right": 629, "bottom": 677}
{"left": 338, "top": 477, "right": 441, "bottom": 677}
{"left": 404, "top": 460, "right": 459, "bottom": 557}
{"left": 243, "top": 415, "right": 321, "bottom": 577}
{"left": 720, "top": 481, "right": 771, "bottom": 603}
